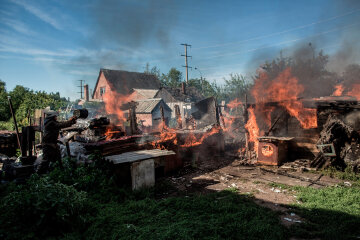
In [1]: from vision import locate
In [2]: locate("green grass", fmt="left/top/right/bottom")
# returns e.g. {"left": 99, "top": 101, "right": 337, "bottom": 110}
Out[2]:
{"left": 84, "top": 191, "right": 287, "bottom": 240}
{"left": 290, "top": 185, "right": 360, "bottom": 240}
{"left": 0, "top": 157, "right": 289, "bottom": 240}
{"left": 2, "top": 155, "right": 360, "bottom": 240}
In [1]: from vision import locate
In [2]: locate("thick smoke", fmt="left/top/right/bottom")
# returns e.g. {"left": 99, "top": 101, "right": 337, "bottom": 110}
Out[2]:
{"left": 69, "top": 0, "right": 180, "bottom": 78}
{"left": 91, "top": 0, "right": 179, "bottom": 48}
{"left": 246, "top": 0, "right": 360, "bottom": 100}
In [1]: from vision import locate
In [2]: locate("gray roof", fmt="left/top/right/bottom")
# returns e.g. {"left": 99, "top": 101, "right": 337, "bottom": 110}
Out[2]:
{"left": 136, "top": 98, "right": 171, "bottom": 114}
{"left": 155, "top": 86, "right": 204, "bottom": 103}
{"left": 131, "top": 88, "right": 159, "bottom": 99}
{"left": 93, "top": 69, "right": 161, "bottom": 97}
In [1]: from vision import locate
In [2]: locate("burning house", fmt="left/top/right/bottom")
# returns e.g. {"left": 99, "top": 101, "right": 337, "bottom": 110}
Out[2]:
{"left": 234, "top": 67, "right": 360, "bottom": 169}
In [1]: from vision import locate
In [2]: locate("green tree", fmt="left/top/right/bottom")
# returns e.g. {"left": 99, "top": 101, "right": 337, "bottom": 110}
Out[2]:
{"left": 223, "top": 73, "right": 252, "bottom": 101}
{"left": 9, "top": 85, "right": 29, "bottom": 111}
{"left": 160, "top": 68, "right": 183, "bottom": 87}
{"left": 188, "top": 78, "right": 217, "bottom": 98}
{"left": 15, "top": 91, "right": 68, "bottom": 126}
{"left": 0, "top": 80, "right": 10, "bottom": 121}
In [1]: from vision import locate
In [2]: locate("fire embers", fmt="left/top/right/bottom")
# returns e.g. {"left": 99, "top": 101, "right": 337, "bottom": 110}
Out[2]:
{"left": 150, "top": 125, "right": 222, "bottom": 150}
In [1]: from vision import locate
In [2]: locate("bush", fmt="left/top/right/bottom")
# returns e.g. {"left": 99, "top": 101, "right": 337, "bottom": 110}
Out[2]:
{"left": 0, "top": 175, "right": 93, "bottom": 240}
{"left": 0, "top": 121, "right": 13, "bottom": 130}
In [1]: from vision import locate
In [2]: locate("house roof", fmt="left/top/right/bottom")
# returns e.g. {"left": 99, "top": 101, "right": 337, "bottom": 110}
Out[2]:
{"left": 155, "top": 86, "right": 204, "bottom": 103}
{"left": 131, "top": 88, "right": 159, "bottom": 99}
{"left": 93, "top": 69, "right": 161, "bottom": 97}
{"left": 136, "top": 98, "right": 171, "bottom": 114}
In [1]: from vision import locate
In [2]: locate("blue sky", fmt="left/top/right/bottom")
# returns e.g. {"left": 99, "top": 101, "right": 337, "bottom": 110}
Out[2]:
{"left": 1, "top": 0, "right": 360, "bottom": 100}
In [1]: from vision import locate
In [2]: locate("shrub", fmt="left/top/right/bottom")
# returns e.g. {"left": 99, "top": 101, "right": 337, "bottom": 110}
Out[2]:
{"left": 0, "top": 175, "right": 93, "bottom": 240}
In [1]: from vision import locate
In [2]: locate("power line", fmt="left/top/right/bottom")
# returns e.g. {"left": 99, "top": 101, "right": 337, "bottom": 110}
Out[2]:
{"left": 77, "top": 80, "right": 84, "bottom": 99}
{"left": 181, "top": 43, "right": 192, "bottom": 83}
{"left": 198, "top": 21, "right": 360, "bottom": 62}
{"left": 193, "top": 8, "right": 360, "bottom": 50}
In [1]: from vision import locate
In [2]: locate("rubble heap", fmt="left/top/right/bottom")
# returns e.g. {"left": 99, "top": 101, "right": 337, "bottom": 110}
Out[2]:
{"left": 311, "top": 114, "right": 360, "bottom": 171}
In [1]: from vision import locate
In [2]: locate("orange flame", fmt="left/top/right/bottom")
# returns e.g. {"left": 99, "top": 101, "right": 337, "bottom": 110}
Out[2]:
{"left": 347, "top": 84, "right": 360, "bottom": 100}
{"left": 332, "top": 84, "right": 345, "bottom": 96}
{"left": 104, "top": 126, "right": 122, "bottom": 140}
{"left": 245, "top": 107, "right": 259, "bottom": 152}
{"left": 227, "top": 98, "right": 242, "bottom": 109}
{"left": 180, "top": 126, "right": 221, "bottom": 148}
{"left": 103, "top": 90, "right": 135, "bottom": 125}
{"left": 252, "top": 68, "right": 317, "bottom": 129}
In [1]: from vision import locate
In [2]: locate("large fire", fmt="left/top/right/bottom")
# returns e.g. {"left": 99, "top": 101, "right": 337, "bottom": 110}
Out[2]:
{"left": 244, "top": 68, "right": 318, "bottom": 152}
{"left": 245, "top": 107, "right": 259, "bottom": 151}
{"left": 252, "top": 68, "right": 317, "bottom": 129}
{"left": 332, "top": 84, "right": 345, "bottom": 96}
{"left": 329, "top": 83, "right": 360, "bottom": 100}
{"left": 103, "top": 90, "right": 136, "bottom": 125}
{"left": 346, "top": 84, "right": 360, "bottom": 100}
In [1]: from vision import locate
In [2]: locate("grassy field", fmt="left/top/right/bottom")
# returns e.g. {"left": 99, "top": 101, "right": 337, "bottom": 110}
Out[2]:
{"left": 0, "top": 157, "right": 359, "bottom": 240}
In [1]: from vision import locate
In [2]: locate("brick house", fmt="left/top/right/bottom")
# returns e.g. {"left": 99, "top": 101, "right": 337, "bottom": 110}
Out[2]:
{"left": 92, "top": 69, "right": 161, "bottom": 100}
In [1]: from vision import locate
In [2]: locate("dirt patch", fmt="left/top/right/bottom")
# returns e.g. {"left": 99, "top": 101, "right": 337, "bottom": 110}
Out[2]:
{"left": 165, "top": 156, "right": 345, "bottom": 228}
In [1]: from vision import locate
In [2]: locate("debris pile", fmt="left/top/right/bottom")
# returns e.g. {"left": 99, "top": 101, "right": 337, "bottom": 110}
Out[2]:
{"left": 311, "top": 115, "right": 360, "bottom": 171}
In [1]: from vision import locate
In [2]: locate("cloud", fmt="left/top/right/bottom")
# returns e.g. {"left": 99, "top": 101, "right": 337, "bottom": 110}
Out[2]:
{"left": 10, "top": 0, "right": 62, "bottom": 30}
{"left": 2, "top": 18, "right": 35, "bottom": 35}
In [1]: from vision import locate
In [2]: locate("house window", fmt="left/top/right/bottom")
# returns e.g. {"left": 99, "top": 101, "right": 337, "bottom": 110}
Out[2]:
{"left": 100, "top": 87, "right": 106, "bottom": 96}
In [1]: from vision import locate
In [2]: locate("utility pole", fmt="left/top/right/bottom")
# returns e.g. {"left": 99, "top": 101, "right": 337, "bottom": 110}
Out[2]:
{"left": 181, "top": 43, "right": 192, "bottom": 83}
{"left": 77, "top": 80, "right": 84, "bottom": 99}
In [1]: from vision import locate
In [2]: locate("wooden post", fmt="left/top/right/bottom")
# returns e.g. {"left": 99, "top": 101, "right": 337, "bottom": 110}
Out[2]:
{"left": 129, "top": 101, "right": 138, "bottom": 135}
{"left": 160, "top": 105, "right": 166, "bottom": 130}
{"left": 175, "top": 104, "right": 182, "bottom": 129}
{"left": 7, "top": 96, "right": 22, "bottom": 154}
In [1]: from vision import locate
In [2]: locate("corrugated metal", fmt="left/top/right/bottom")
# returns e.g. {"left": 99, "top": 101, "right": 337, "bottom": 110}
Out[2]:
{"left": 136, "top": 98, "right": 171, "bottom": 114}
{"left": 132, "top": 89, "right": 159, "bottom": 99}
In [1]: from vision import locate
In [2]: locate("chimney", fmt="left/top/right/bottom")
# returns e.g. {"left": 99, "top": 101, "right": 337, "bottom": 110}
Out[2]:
{"left": 84, "top": 84, "right": 89, "bottom": 102}
{"left": 181, "top": 82, "right": 186, "bottom": 95}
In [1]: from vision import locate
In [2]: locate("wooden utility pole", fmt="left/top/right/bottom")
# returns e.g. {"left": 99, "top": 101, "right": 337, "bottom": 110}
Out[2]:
{"left": 181, "top": 43, "right": 192, "bottom": 83}
{"left": 77, "top": 80, "right": 84, "bottom": 99}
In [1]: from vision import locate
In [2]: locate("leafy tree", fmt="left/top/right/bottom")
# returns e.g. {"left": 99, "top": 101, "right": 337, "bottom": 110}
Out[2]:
{"left": 223, "top": 73, "right": 252, "bottom": 101}
{"left": 15, "top": 91, "right": 68, "bottom": 126}
{"left": 9, "top": 85, "right": 29, "bottom": 111}
{"left": 0, "top": 80, "right": 10, "bottom": 121}
{"left": 188, "top": 77, "right": 217, "bottom": 98}
{"left": 160, "top": 68, "right": 183, "bottom": 88}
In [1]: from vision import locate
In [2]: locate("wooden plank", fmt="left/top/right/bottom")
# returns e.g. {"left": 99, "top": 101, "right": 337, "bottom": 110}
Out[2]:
{"left": 106, "top": 149, "right": 176, "bottom": 164}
